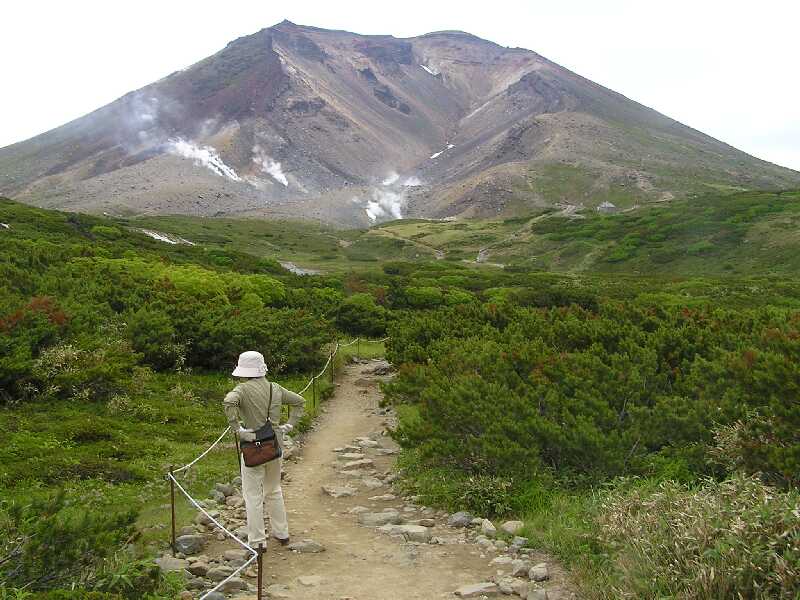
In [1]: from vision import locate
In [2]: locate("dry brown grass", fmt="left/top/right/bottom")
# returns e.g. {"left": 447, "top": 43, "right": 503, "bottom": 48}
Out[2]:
{"left": 598, "top": 475, "right": 800, "bottom": 599}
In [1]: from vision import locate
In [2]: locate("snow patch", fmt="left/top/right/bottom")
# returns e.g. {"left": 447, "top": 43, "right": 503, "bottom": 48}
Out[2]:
{"left": 137, "top": 229, "right": 194, "bottom": 245}
{"left": 166, "top": 138, "right": 241, "bottom": 181}
{"left": 420, "top": 64, "right": 439, "bottom": 76}
{"left": 252, "top": 145, "right": 289, "bottom": 186}
{"left": 430, "top": 143, "right": 455, "bottom": 160}
{"left": 279, "top": 261, "right": 321, "bottom": 276}
{"left": 402, "top": 176, "right": 422, "bottom": 187}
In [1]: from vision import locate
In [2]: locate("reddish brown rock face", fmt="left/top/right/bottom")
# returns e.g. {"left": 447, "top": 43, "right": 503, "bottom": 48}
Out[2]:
{"left": 1, "top": 21, "right": 798, "bottom": 224}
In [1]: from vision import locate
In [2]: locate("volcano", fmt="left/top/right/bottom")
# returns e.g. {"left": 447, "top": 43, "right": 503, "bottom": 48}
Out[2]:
{"left": 1, "top": 20, "right": 798, "bottom": 225}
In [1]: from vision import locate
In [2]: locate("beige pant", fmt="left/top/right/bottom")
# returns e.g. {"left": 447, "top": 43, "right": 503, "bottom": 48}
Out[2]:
{"left": 240, "top": 456, "right": 289, "bottom": 546}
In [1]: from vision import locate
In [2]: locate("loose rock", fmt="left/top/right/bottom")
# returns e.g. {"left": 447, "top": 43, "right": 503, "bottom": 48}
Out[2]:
{"left": 207, "top": 565, "right": 234, "bottom": 581}
{"left": 342, "top": 458, "right": 374, "bottom": 469}
{"left": 154, "top": 556, "right": 188, "bottom": 572}
{"left": 529, "top": 563, "right": 549, "bottom": 582}
{"left": 357, "top": 511, "right": 402, "bottom": 526}
{"left": 298, "top": 575, "right": 323, "bottom": 587}
{"left": 455, "top": 582, "right": 500, "bottom": 597}
{"left": 219, "top": 577, "right": 247, "bottom": 592}
{"left": 481, "top": 518, "right": 497, "bottom": 538}
{"left": 288, "top": 538, "right": 326, "bottom": 553}
{"left": 215, "top": 483, "right": 235, "bottom": 497}
{"left": 501, "top": 520, "right": 525, "bottom": 535}
{"left": 378, "top": 524, "right": 432, "bottom": 543}
{"left": 322, "top": 484, "right": 357, "bottom": 498}
{"left": 447, "top": 511, "right": 473, "bottom": 528}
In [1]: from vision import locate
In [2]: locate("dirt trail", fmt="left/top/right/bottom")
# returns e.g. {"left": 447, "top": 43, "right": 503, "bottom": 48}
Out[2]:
{"left": 201, "top": 361, "right": 575, "bottom": 600}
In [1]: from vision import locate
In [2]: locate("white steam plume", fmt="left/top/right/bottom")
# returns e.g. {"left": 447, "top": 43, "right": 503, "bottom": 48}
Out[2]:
{"left": 166, "top": 138, "right": 241, "bottom": 181}
{"left": 252, "top": 145, "right": 288, "bottom": 186}
{"left": 382, "top": 171, "right": 400, "bottom": 186}
{"left": 364, "top": 188, "right": 406, "bottom": 222}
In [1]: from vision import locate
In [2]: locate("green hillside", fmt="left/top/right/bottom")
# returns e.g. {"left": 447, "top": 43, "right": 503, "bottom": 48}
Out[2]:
{"left": 1, "top": 197, "right": 798, "bottom": 599}
{"left": 122, "top": 189, "right": 800, "bottom": 277}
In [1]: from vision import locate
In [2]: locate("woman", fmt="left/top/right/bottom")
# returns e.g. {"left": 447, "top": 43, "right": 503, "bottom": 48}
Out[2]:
{"left": 223, "top": 350, "right": 305, "bottom": 548}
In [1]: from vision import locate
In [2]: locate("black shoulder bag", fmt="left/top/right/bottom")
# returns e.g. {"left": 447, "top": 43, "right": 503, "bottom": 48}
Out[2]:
{"left": 240, "top": 383, "right": 283, "bottom": 467}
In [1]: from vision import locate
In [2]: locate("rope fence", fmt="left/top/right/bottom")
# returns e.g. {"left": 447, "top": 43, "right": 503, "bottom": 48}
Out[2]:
{"left": 164, "top": 335, "right": 388, "bottom": 600}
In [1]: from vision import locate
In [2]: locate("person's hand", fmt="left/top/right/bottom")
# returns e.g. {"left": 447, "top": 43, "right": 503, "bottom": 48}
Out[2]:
{"left": 238, "top": 427, "right": 256, "bottom": 442}
{"left": 279, "top": 423, "right": 294, "bottom": 435}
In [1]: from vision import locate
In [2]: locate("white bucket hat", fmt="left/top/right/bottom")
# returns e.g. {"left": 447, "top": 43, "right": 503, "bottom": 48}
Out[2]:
{"left": 232, "top": 351, "right": 267, "bottom": 378}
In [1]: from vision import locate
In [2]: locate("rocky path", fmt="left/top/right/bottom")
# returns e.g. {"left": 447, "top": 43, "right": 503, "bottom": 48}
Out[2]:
{"left": 164, "top": 360, "right": 576, "bottom": 600}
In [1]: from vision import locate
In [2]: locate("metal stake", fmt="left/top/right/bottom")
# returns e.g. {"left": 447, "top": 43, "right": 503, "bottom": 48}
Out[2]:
{"left": 330, "top": 350, "right": 335, "bottom": 385}
{"left": 257, "top": 544, "right": 264, "bottom": 600}
{"left": 312, "top": 375, "right": 317, "bottom": 409}
{"left": 169, "top": 466, "right": 176, "bottom": 555}
{"left": 357, "top": 337, "right": 361, "bottom": 357}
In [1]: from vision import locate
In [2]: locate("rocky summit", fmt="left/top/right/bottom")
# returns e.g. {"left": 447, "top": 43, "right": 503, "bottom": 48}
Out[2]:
{"left": 1, "top": 21, "right": 798, "bottom": 225}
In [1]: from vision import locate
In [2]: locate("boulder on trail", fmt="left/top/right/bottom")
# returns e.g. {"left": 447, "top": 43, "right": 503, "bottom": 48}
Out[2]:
{"left": 298, "top": 575, "right": 323, "bottom": 587}
{"left": 288, "top": 538, "right": 326, "bottom": 553}
{"left": 322, "top": 484, "right": 357, "bottom": 498}
{"left": 357, "top": 510, "right": 402, "bottom": 526}
{"left": 447, "top": 511, "right": 473, "bottom": 528}
{"left": 529, "top": 562, "right": 549, "bottom": 582}
{"left": 204, "top": 593, "right": 225, "bottom": 600}
{"left": 219, "top": 577, "right": 248, "bottom": 592}
{"left": 511, "top": 558, "right": 532, "bottom": 578}
{"left": 527, "top": 589, "right": 548, "bottom": 600}
{"left": 377, "top": 524, "right": 432, "bottom": 543}
{"left": 215, "top": 482, "right": 235, "bottom": 497}
{"left": 481, "top": 518, "right": 497, "bottom": 538}
{"left": 342, "top": 458, "right": 374, "bottom": 469}
{"left": 368, "top": 493, "right": 396, "bottom": 501}
{"left": 223, "top": 549, "right": 248, "bottom": 561}
{"left": 337, "top": 452, "right": 367, "bottom": 461}
{"left": 174, "top": 534, "right": 204, "bottom": 555}
{"left": 186, "top": 561, "right": 210, "bottom": 576}
{"left": 455, "top": 582, "right": 500, "bottom": 597}
{"left": 207, "top": 565, "right": 234, "bottom": 581}
{"left": 193, "top": 509, "right": 220, "bottom": 527}
{"left": 225, "top": 495, "right": 244, "bottom": 508}
{"left": 154, "top": 555, "right": 188, "bottom": 572}
{"left": 362, "top": 476, "right": 384, "bottom": 489}
{"left": 501, "top": 520, "right": 525, "bottom": 535}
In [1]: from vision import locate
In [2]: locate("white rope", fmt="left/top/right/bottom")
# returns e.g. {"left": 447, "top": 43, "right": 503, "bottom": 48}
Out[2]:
{"left": 168, "top": 472, "right": 256, "bottom": 556}
{"left": 168, "top": 472, "right": 260, "bottom": 599}
{"left": 172, "top": 426, "right": 231, "bottom": 474}
{"left": 198, "top": 554, "right": 257, "bottom": 600}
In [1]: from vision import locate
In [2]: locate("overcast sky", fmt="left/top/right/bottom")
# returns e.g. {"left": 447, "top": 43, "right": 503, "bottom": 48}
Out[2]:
{"left": 2, "top": 0, "right": 798, "bottom": 170}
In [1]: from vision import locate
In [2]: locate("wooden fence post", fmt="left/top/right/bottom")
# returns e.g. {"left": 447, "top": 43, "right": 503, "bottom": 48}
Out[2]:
{"left": 169, "top": 467, "right": 176, "bottom": 555}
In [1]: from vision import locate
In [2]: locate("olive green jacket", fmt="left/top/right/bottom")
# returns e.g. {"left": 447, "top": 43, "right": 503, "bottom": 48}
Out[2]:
{"left": 223, "top": 377, "right": 305, "bottom": 446}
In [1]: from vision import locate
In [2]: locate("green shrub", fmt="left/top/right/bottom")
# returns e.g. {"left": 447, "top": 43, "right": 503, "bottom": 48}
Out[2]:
{"left": 0, "top": 491, "right": 136, "bottom": 591}
{"left": 335, "top": 293, "right": 387, "bottom": 336}
{"left": 127, "top": 306, "right": 184, "bottom": 371}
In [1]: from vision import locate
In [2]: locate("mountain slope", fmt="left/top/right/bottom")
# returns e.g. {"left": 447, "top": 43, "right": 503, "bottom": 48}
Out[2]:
{"left": 1, "top": 21, "right": 799, "bottom": 225}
